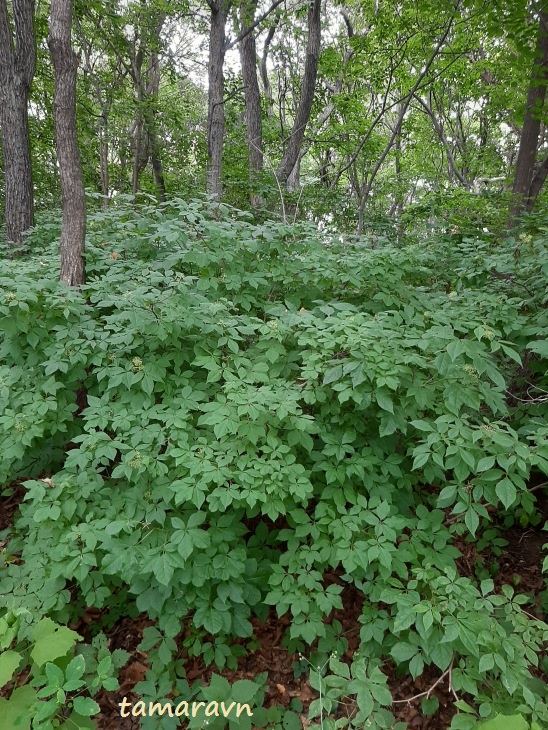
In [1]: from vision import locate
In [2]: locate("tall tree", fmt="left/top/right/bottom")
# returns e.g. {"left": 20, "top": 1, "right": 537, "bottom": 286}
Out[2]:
{"left": 129, "top": 9, "right": 167, "bottom": 201}
{"left": 239, "top": 0, "right": 263, "bottom": 208}
{"left": 276, "top": 0, "right": 321, "bottom": 189}
{"left": 206, "top": 0, "right": 283, "bottom": 201}
{"left": 509, "top": 9, "right": 548, "bottom": 224}
{"left": 0, "top": 0, "right": 36, "bottom": 247}
{"left": 206, "top": 0, "right": 227, "bottom": 201}
{"left": 48, "top": 0, "right": 86, "bottom": 286}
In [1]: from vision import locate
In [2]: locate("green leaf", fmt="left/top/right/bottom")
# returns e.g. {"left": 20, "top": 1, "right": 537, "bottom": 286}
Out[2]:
{"left": 391, "top": 642, "right": 417, "bottom": 663}
{"left": 429, "top": 642, "right": 452, "bottom": 671}
{"left": 31, "top": 619, "right": 81, "bottom": 667}
{"left": 477, "top": 456, "right": 495, "bottom": 472}
{"left": 447, "top": 340, "right": 466, "bottom": 361}
{"left": 58, "top": 712, "right": 97, "bottom": 730}
{"left": 0, "top": 685, "right": 35, "bottom": 730}
{"left": 195, "top": 606, "right": 224, "bottom": 634}
{"left": 464, "top": 508, "right": 479, "bottom": 536}
{"left": 72, "top": 696, "right": 101, "bottom": 717}
{"left": 96, "top": 655, "right": 112, "bottom": 676}
{"left": 282, "top": 710, "right": 302, "bottom": 730}
{"left": 479, "top": 654, "right": 494, "bottom": 672}
{"left": 496, "top": 478, "right": 517, "bottom": 509}
{"left": 45, "top": 661, "right": 64, "bottom": 688}
{"left": 476, "top": 714, "right": 529, "bottom": 730}
{"left": 0, "top": 650, "right": 21, "bottom": 687}
{"left": 375, "top": 391, "right": 394, "bottom": 413}
{"left": 409, "top": 653, "right": 424, "bottom": 679}
{"left": 527, "top": 339, "right": 548, "bottom": 358}
{"left": 454, "top": 700, "right": 476, "bottom": 714}
{"left": 500, "top": 344, "right": 521, "bottom": 365}
{"left": 323, "top": 365, "right": 343, "bottom": 385}
{"left": 231, "top": 679, "right": 260, "bottom": 703}
{"left": 355, "top": 686, "right": 373, "bottom": 716}
{"left": 421, "top": 695, "right": 439, "bottom": 716}
{"left": 153, "top": 553, "right": 174, "bottom": 586}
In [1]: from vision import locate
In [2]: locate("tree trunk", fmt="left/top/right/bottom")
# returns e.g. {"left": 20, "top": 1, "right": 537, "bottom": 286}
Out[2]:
{"left": 287, "top": 158, "right": 301, "bottom": 192}
{"left": 260, "top": 23, "right": 277, "bottom": 117}
{"left": 80, "top": 35, "right": 110, "bottom": 208}
{"left": 0, "top": 0, "right": 36, "bottom": 248}
{"left": 276, "top": 0, "right": 321, "bottom": 188}
{"left": 239, "top": 0, "right": 263, "bottom": 208}
{"left": 145, "top": 42, "right": 166, "bottom": 202}
{"left": 98, "top": 109, "right": 109, "bottom": 207}
{"left": 48, "top": 0, "right": 86, "bottom": 286}
{"left": 130, "top": 37, "right": 147, "bottom": 196}
{"left": 207, "top": 0, "right": 227, "bottom": 202}
{"left": 509, "top": 10, "right": 548, "bottom": 224}
{"left": 131, "top": 100, "right": 147, "bottom": 195}
{"left": 394, "top": 124, "right": 404, "bottom": 243}
{"left": 527, "top": 154, "right": 548, "bottom": 208}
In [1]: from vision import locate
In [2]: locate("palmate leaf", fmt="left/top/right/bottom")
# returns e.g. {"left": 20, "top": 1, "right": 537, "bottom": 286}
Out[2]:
{"left": 0, "top": 686, "right": 35, "bottom": 730}
{"left": 31, "top": 620, "right": 81, "bottom": 667}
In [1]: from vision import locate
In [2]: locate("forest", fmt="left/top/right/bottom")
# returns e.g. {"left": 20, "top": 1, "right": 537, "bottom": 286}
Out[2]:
{"left": 0, "top": 0, "right": 548, "bottom": 728}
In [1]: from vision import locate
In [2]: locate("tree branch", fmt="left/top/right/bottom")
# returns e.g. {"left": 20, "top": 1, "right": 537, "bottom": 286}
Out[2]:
{"left": 333, "top": 25, "right": 463, "bottom": 185}
{"left": 225, "top": 0, "right": 285, "bottom": 50}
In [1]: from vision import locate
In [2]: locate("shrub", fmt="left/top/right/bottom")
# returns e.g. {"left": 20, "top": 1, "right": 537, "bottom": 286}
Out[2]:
{"left": 1, "top": 199, "right": 547, "bottom": 728}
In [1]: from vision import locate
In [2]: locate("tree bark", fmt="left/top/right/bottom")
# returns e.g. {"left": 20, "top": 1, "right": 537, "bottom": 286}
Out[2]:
{"left": 80, "top": 39, "right": 110, "bottom": 208}
{"left": 509, "top": 10, "right": 548, "bottom": 224}
{"left": 48, "top": 0, "right": 86, "bottom": 286}
{"left": 206, "top": 0, "right": 227, "bottom": 202}
{"left": 278, "top": 9, "right": 355, "bottom": 195}
{"left": 527, "top": 154, "right": 548, "bottom": 207}
{"left": 205, "top": 0, "right": 283, "bottom": 202}
{"left": 260, "top": 22, "right": 277, "bottom": 117}
{"left": 125, "top": 11, "right": 166, "bottom": 200}
{"left": 0, "top": 0, "right": 36, "bottom": 248}
{"left": 276, "top": 0, "right": 321, "bottom": 188}
{"left": 145, "top": 40, "right": 166, "bottom": 202}
{"left": 239, "top": 0, "right": 263, "bottom": 208}
{"left": 130, "top": 39, "right": 147, "bottom": 196}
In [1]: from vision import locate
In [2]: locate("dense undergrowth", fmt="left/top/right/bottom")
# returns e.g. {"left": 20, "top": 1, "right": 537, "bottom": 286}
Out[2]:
{"left": 1, "top": 199, "right": 548, "bottom": 729}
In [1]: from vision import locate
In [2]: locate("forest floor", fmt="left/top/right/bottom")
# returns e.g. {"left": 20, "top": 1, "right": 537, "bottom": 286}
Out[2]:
{"left": 1, "top": 483, "right": 546, "bottom": 730}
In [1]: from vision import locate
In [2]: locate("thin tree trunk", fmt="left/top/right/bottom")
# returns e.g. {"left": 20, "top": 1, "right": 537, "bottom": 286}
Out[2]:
{"left": 130, "top": 37, "right": 146, "bottom": 196}
{"left": 260, "top": 23, "right": 277, "bottom": 116}
{"left": 0, "top": 0, "right": 36, "bottom": 248}
{"left": 509, "top": 10, "right": 548, "bottom": 224}
{"left": 206, "top": 0, "right": 227, "bottom": 201}
{"left": 415, "top": 93, "right": 470, "bottom": 188}
{"left": 48, "top": 0, "right": 86, "bottom": 286}
{"left": 99, "top": 111, "right": 109, "bottom": 208}
{"left": 354, "top": 20, "right": 455, "bottom": 235}
{"left": 394, "top": 124, "right": 403, "bottom": 243}
{"left": 276, "top": 0, "right": 321, "bottom": 187}
{"left": 239, "top": 0, "right": 263, "bottom": 208}
{"left": 287, "top": 158, "right": 301, "bottom": 192}
{"left": 80, "top": 38, "right": 110, "bottom": 207}
{"left": 131, "top": 103, "right": 147, "bottom": 194}
{"left": 145, "top": 41, "right": 166, "bottom": 202}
